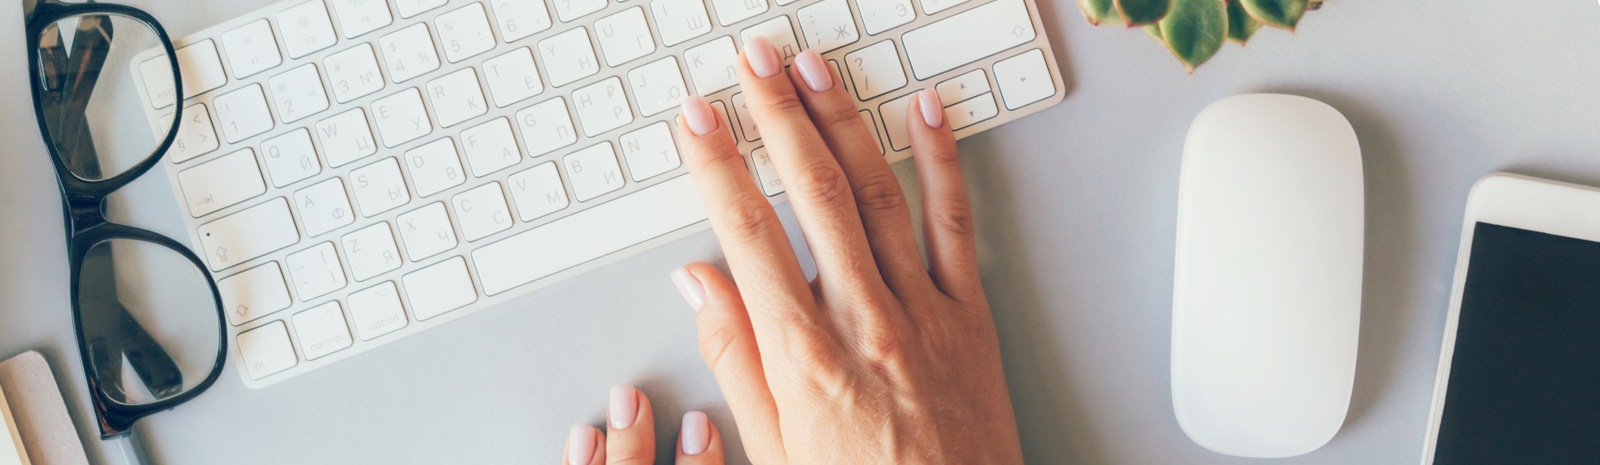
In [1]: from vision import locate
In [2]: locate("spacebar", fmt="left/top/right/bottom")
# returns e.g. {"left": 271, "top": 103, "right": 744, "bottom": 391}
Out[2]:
{"left": 472, "top": 175, "right": 708, "bottom": 295}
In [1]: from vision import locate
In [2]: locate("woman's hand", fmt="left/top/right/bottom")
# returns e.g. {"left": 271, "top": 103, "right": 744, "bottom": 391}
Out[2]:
{"left": 668, "top": 36, "right": 1024, "bottom": 464}
{"left": 564, "top": 385, "right": 727, "bottom": 465}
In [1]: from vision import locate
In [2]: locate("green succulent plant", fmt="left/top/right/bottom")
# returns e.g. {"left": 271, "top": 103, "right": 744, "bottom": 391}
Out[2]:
{"left": 1079, "top": 0, "right": 1326, "bottom": 72}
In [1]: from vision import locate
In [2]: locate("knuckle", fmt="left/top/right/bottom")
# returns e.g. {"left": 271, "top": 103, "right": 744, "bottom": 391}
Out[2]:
{"left": 718, "top": 196, "right": 780, "bottom": 241}
{"left": 686, "top": 140, "right": 743, "bottom": 173}
{"left": 753, "top": 90, "right": 808, "bottom": 119}
{"left": 817, "top": 105, "right": 865, "bottom": 134}
{"left": 697, "top": 324, "right": 742, "bottom": 375}
{"left": 852, "top": 171, "right": 906, "bottom": 215}
{"left": 931, "top": 204, "right": 975, "bottom": 236}
{"left": 928, "top": 144, "right": 961, "bottom": 165}
{"left": 606, "top": 447, "right": 653, "bottom": 465}
{"left": 792, "top": 163, "right": 852, "bottom": 207}
{"left": 857, "top": 325, "right": 906, "bottom": 362}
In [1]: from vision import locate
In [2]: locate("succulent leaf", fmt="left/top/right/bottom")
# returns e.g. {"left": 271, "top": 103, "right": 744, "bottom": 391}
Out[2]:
{"left": 1241, "top": 0, "right": 1308, "bottom": 30}
{"left": 1158, "top": 0, "right": 1228, "bottom": 72}
{"left": 1145, "top": 23, "right": 1163, "bottom": 41}
{"left": 1226, "top": 0, "right": 1261, "bottom": 44}
{"left": 1116, "top": 0, "right": 1172, "bottom": 27}
{"left": 1079, "top": 0, "right": 1124, "bottom": 25}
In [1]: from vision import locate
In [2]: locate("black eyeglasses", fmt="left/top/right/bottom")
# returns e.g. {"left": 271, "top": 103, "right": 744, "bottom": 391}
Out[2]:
{"left": 25, "top": 0, "right": 226, "bottom": 439}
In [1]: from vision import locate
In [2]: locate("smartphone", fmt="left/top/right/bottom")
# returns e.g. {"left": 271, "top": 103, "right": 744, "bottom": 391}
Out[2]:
{"left": 1421, "top": 173, "right": 1600, "bottom": 464}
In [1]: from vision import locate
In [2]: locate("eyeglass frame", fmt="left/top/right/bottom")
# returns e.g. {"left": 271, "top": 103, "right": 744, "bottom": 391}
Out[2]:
{"left": 24, "top": 0, "right": 228, "bottom": 439}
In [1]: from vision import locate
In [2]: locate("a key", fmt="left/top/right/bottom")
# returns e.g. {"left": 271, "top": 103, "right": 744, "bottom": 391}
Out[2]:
{"left": 276, "top": 1, "right": 337, "bottom": 59}
{"left": 315, "top": 108, "right": 379, "bottom": 167}
{"left": 595, "top": 7, "right": 656, "bottom": 67}
{"left": 711, "top": 0, "right": 768, "bottom": 26}
{"left": 650, "top": 0, "right": 712, "bottom": 47}
{"left": 946, "top": 92, "right": 998, "bottom": 129}
{"left": 878, "top": 91, "right": 915, "bottom": 151}
{"left": 396, "top": 202, "right": 459, "bottom": 261}
{"left": 564, "top": 142, "right": 626, "bottom": 201}
{"left": 160, "top": 104, "right": 219, "bottom": 163}
{"left": 628, "top": 57, "right": 688, "bottom": 116}
{"left": 395, "top": 0, "right": 448, "bottom": 18}
{"left": 684, "top": 36, "right": 738, "bottom": 95}
{"left": 992, "top": 48, "right": 1055, "bottom": 110}
{"left": 261, "top": 128, "right": 322, "bottom": 187}
{"left": 437, "top": 3, "right": 497, "bottom": 63}
{"left": 328, "top": 0, "right": 394, "bottom": 39}
{"left": 797, "top": 0, "right": 860, "bottom": 53}
{"left": 220, "top": 19, "right": 283, "bottom": 79}
{"left": 514, "top": 97, "right": 578, "bottom": 156}
{"left": 349, "top": 157, "right": 412, "bottom": 216}
{"left": 482, "top": 47, "right": 545, "bottom": 107}
{"left": 238, "top": 321, "right": 297, "bottom": 379}
{"left": 855, "top": 0, "right": 915, "bottom": 35}
{"left": 426, "top": 68, "right": 489, "bottom": 128}
{"left": 859, "top": 110, "right": 883, "bottom": 155}
{"left": 572, "top": 77, "right": 634, "bottom": 137}
{"left": 267, "top": 64, "right": 330, "bottom": 123}
{"left": 552, "top": 0, "right": 609, "bottom": 22}
{"left": 379, "top": 24, "right": 441, "bottom": 83}
{"left": 179, "top": 148, "right": 267, "bottom": 217}
{"left": 490, "top": 0, "right": 553, "bottom": 42}
{"left": 347, "top": 281, "right": 409, "bottom": 340}
{"left": 197, "top": 198, "right": 301, "bottom": 271}
{"left": 538, "top": 28, "right": 600, "bottom": 87}
{"left": 286, "top": 242, "right": 348, "bottom": 300}
{"left": 619, "top": 122, "right": 680, "bottom": 181}
{"left": 218, "top": 262, "right": 292, "bottom": 326}
{"left": 936, "top": 68, "right": 989, "bottom": 105}
{"left": 214, "top": 84, "right": 275, "bottom": 143}
{"left": 293, "top": 178, "right": 356, "bottom": 236}
{"left": 373, "top": 88, "right": 434, "bottom": 147}
{"left": 749, "top": 146, "right": 784, "bottom": 196}
{"left": 740, "top": 16, "right": 801, "bottom": 64}
{"left": 340, "top": 222, "right": 404, "bottom": 280}
{"left": 291, "top": 301, "right": 352, "bottom": 360}
{"left": 461, "top": 117, "right": 523, "bottom": 177}
{"left": 902, "top": 0, "right": 1035, "bottom": 80}
{"left": 324, "top": 43, "right": 386, "bottom": 103}
{"left": 404, "top": 138, "right": 468, "bottom": 197}
{"left": 920, "top": 0, "right": 967, "bottom": 15}
{"left": 731, "top": 93, "right": 761, "bottom": 141}
{"left": 452, "top": 183, "right": 514, "bottom": 241}
{"left": 173, "top": 41, "right": 228, "bottom": 100}
{"left": 845, "top": 41, "right": 906, "bottom": 101}
{"left": 506, "top": 162, "right": 569, "bottom": 222}
{"left": 402, "top": 256, "right": 478, "bottom": 320}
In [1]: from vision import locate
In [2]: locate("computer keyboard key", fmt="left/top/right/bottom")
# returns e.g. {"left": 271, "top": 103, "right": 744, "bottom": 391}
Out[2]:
{"left": 340, "top": 222, "right": 404, "bottom": 280}
{"left": 992, "top": 48, "right": 1055, "bottom": 110}
{"left": 397, "top": 202, "right": 459, "bottom": 261}
{"left": 436, "top": 3, "right": 497, "bottom": 63}
{"left": 292, "top": 301, "right": 352, "bottom": 360}
{"left": 628, "top": 57, "right": 688, "bottom": 116}
{"left": 572, "top": 77, "right": 634, "bottom": 137}
{"left": 276, "top": 1, "right": 338, "bottom": 59}
{"left": 740, "top": 16, "right": 801, "bottom": 64}
{"left": 324, "top": 43, "right": 387, "bottom": 103}
{"left": 515, "top": 98, "right": 579, "bottom": 156}
{"left": 946, "top": 92, "right": 998, "bottom": 130}
{"left": 373, "top": 88, "right": 434, "bottom": 147}
{"left": 506, "top": 162, "right": 569, "bottom": 222}
{"left": 379, "top": 24, "right": 442, "bottom": 83}
{"left": 489, "top": 0, "right": 553, "bottom": 42}
{"left": 238, "top": 321, "right": 297, "bottom": 380}
{"left": 565, "top": 142, "right": 626, "bottom": 201}
{"left": 426, "top": 68, "right": 489, "bottom": 127}
{"left": 267, "top": 64, "right": 331, "bottom": 123}
{"left": 552, "top": 0, "right": 609, "bottom": 23}
{"left": 596, "top": 7, "right": 657, "bottom": 68}
{"left": 452, "top": 183, "right": 514, "bottom": 241}
{"left": 404, "top": 138, "right": 468, "bottom": 197}
{"left": 461, "top": 117, "right": 523, "bottom": 177}
{"left": 214, "top": 84, "right": 276, "bottom": 143}
{"left": 539, "top": 28, "right": 601, "bottom": 87}
{"left": 197, "top": 198, "right": 302, "bottom": 271}
{"left": 261, "top": 128, "right": 323, "bottom": 187}
{"left": 855, "top": 0, "right": 914, "bottom": 35}
{"left": 221, "top": 19, "right": 283, "bottom": 79}
{"left": 936, "top": 68, "right": 990, "bottom": 106}
{"left": 329, "top": 0, "right": 394, "bottom": 38}
{"left": 845, "top": 41, "right": 906, "bottom": 101}
{"left": 349, "top": 157, "right": 412, "bottom": 216}
{"left": 396, "top": 0, "right": 448, "bottom": 19}
{"left": 650, "top": 0, "right": 712, "bottom": 46}
{"left": 218, "top": 262, "right": 292, "bottom": 326}
{"left": 902, "top": 0, "right": 1035, "bottom": 80}
{"left": 173, "top": 40, "right": 228, "bottom": 100}
{"left": 731, "top": 93, "right": 760, "bottom": 141}
{"left": 286, "top": 242, "right": 349, "bottom": 300}
{"left": 316, "top": 108, "right": 379, "bottom": 166}
{"left": 347, "top": 281, "right": 409, "bottom": 340}
{"left": 179, "top": 148, "right": 267, "bottom": 217}
{"left": 920, "top": 0, "right": 967, "bottom": 14}
{"left": 749, "top": 146, "right": 784, "bottom": 196}
{"left": 162, "top": 104, "right": 220, "bottom": 163}
{"left": 482, "top": 47, "right": 544, "bottom": 108}
{"left": 620, "top": 122, "right": 681, "bottom": 181}
{"left": 797, "top": 0, "right": 859, "bottom": 53}
{"left": 684, "top": 36, "right": 738, "bottom": 95}
{"left": 293, "top": 178, "right": 356, "bottom": 237}
{"left": 403, "top": 257, "right": 478, "bottom": 320}
{"left": 879, "top": 92, "right": 914, "bottom": 151}
{"left": 711, "top": 0, "right": 768, "bottom": 26}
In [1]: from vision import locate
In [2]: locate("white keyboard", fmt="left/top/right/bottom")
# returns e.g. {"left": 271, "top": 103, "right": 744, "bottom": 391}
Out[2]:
{"left": 131, "top": 0, "right": 1065, "bottom": 388}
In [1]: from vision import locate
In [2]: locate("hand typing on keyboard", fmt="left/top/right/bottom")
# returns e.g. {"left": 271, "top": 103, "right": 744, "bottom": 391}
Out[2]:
{"left": 562, "top": 37, "right": 1021, "bottom": 465}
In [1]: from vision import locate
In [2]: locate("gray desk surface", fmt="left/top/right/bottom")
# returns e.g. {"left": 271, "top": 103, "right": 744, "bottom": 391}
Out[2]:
{"left": 4, "top": 0, "right": 1600, "bottom": 463}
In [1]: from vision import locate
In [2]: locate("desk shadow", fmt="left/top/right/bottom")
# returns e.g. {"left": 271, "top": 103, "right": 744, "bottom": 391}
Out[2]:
{"left": 1032, "top": 0, "right": 1079, "bottom": 99}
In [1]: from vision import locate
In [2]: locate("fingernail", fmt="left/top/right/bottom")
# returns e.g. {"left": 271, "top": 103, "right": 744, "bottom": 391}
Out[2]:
{"left": 744, "top": 36, "right": 782, "bottom": 78}
{"left": 568, "top": 425, "right": 597, "bottom": 465}
{"left": 609, "top": 385, "right": 639, "bottom": 429}
{"left": 918, "top": 90, "right": 944, "bottom": 129}
{"left": 680, "top": 96, "right": 718, "bottom": 136}
{"left": 671, "top": 267, "right": 706, "bottom": 312}
{"left": 793, "top": 50, "right": 833, "bottom": 92}
{"left": 681, "top": 411, "right": 711, "bottom": 455}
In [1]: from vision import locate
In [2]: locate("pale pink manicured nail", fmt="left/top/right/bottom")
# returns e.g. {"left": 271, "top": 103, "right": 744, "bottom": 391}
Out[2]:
{"left": 671, "top": 268, "right": 706, "bottom": 312}
{"left": 744, "top": 36, "right": 782, "bottom": 78}
{"left": 568, "top": 425, "right": 597, "bottom": 465}
{"left": 609, "top": 385, "right": 639, "bottom": 429}
{"left": 793, "top": 50, "right": 833, "bottom": 92}
{"left": 680, "top": 96, "right": 718, "bottom": 136}
{"left": 918, "top": 90, "right": 944, "bottom": 129}
{"left": 681, "top": 411, "right": 711, "bottom": 455}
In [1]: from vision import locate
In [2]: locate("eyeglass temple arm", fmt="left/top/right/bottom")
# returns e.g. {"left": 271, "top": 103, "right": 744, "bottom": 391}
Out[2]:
{"left": 38, "top": 15, "right": 112, "bottom": 179}
{"left": 78, "top": 247, "right": 185, "bottom": 400}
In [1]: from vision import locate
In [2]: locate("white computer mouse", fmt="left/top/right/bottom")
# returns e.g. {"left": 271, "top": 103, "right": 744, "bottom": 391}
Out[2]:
{"left": 1171, "top": 94, "right": 1363, "bottom": 458}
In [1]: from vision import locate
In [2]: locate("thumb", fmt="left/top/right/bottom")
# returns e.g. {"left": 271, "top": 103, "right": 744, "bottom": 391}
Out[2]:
{"left": 672, "top": 262, "right": 786, "bottom": 465}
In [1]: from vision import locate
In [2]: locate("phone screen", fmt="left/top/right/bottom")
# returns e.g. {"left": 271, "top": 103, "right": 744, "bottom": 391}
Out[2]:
{"left": 1435, "top": 222, "right": 1600, "bottom": 464}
